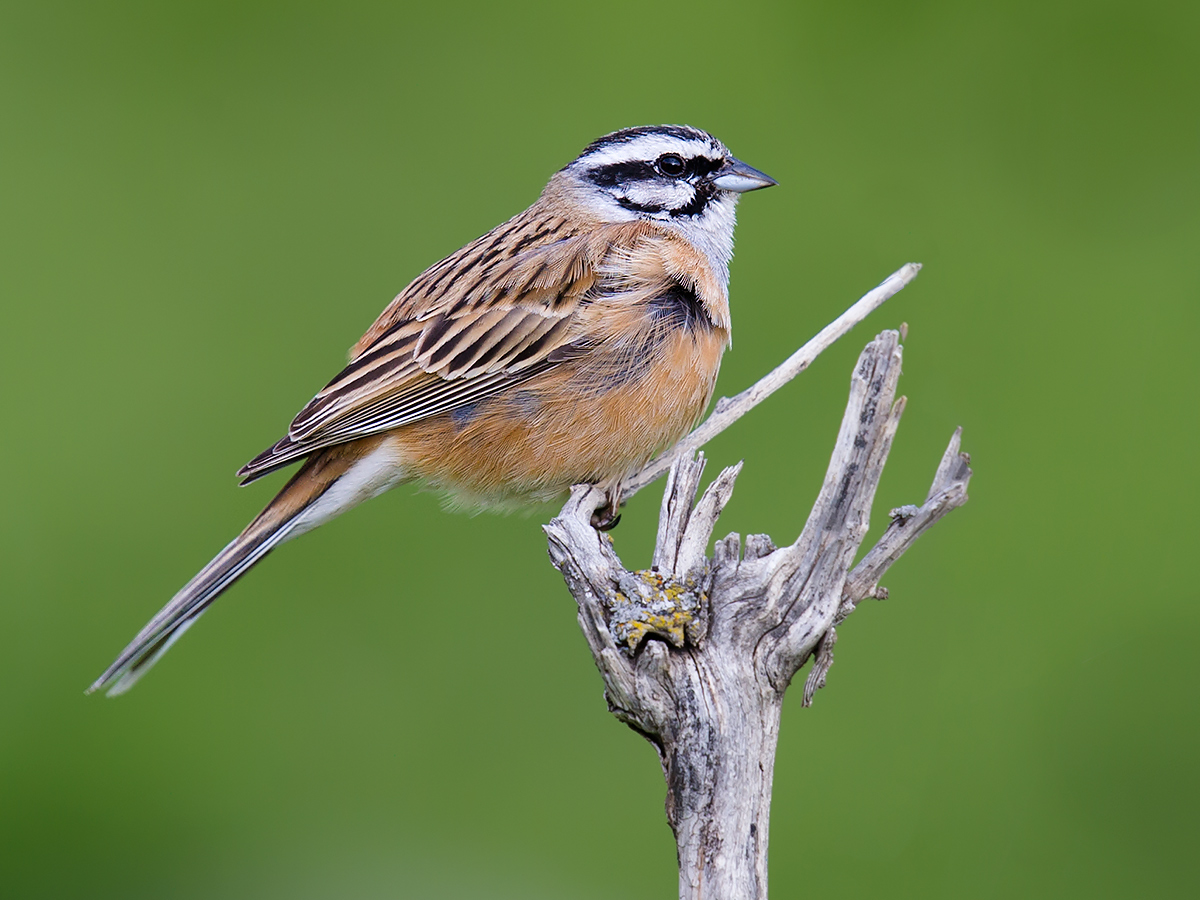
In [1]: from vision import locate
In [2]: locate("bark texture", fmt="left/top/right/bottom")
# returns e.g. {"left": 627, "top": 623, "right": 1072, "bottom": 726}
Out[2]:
{"left": 545, "top": 320, "right": 971, "bottom": 900}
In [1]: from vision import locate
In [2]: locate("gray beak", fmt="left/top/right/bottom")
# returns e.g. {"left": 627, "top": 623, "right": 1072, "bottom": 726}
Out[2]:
{"left": 710, "top": 157, "right": 777, "bottom": 193}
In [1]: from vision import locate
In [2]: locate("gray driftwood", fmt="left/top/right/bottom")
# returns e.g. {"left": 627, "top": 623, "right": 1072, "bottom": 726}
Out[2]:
{"left": 544, "top": 268, "right": 971, "bottom": 900}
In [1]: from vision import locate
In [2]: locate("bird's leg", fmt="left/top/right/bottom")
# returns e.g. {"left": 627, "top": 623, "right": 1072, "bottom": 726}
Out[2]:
{"left": 590, "top": 487, "right": 623, "bottom": 531}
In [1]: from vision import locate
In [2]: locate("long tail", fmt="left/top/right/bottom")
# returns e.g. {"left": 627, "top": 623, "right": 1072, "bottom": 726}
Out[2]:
{"left": 89, "top": 437, "right": 402, "bottom": 696}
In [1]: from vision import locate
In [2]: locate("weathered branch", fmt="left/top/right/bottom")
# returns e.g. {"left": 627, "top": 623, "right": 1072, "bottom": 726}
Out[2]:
{"left": 545, "top": 266, "right": 971, "bottom": 900}
{"left": 838, "top": 427, "right": 972, "bottom": 621}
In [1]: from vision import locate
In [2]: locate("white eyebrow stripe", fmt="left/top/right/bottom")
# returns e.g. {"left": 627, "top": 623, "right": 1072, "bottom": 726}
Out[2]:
{"left": 578, "top": 136, "right": 722, "bottom": 169}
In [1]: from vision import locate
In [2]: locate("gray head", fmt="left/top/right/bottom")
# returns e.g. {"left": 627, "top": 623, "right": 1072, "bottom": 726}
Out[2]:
{"left": 556, "top": 125, "right": 776, "bottom": 282}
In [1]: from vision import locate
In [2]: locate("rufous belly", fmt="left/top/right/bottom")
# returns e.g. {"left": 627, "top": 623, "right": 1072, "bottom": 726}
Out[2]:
{"left": 386, "top": 325, "right": 727, "bottom": 507}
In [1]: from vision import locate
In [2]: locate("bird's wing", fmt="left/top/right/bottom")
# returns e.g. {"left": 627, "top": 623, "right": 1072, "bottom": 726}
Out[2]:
{"left": 238, "top": 219, "right": 653, "bottom": 482}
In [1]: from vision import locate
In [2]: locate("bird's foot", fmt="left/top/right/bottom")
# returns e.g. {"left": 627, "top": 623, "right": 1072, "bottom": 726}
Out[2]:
{"left": 590, "top": 489, "right": 623, "bottom": 531}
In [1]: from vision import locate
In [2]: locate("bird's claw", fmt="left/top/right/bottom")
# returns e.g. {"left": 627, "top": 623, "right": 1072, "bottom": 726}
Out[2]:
{"left": 590, "top": 490, "right": 622, "bottom": 531}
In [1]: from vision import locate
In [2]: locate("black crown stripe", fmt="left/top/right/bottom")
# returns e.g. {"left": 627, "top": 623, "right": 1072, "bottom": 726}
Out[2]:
{"left": 578, "top": 125, "right": 713, "bottom": 159}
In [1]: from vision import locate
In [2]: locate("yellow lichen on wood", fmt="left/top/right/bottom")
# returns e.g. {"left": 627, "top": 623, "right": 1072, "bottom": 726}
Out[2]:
{"left": 608, "top": 569, "right": 705, "bottom": 651}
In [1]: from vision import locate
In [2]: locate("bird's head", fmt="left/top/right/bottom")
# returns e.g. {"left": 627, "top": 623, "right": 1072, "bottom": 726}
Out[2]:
{"left": 552, "top": 124, "right": 776, "bottom": 278}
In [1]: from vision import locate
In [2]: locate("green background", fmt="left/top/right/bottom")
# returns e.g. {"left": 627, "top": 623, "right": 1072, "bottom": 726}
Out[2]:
{"left": 2, "top": 1, "right": 1196, "bottom": 897}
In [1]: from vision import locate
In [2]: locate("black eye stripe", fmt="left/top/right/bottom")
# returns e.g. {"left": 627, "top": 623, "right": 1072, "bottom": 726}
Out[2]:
{"left": 586, "top": 160, "right": 659, "bottom": 188}
{"left": 688, "top": 156, "right": 724, "bottom": 178}
{"left": 586, "top": 155, "right": 724, "bottom": 187}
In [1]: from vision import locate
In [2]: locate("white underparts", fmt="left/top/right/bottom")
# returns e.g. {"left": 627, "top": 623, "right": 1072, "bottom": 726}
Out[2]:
{"left": 286, "top": 442, "right": 408, "bottom": 540}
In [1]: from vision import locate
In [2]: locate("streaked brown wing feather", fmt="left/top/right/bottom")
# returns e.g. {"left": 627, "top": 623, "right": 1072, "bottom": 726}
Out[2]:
{"left": 238, "top": 217, "right": 652, "bottom": 483}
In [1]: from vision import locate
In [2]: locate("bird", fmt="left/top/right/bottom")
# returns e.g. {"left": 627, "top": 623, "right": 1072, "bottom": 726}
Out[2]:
{"left": 88, "top": 124, "right": 776, "bottom": 696}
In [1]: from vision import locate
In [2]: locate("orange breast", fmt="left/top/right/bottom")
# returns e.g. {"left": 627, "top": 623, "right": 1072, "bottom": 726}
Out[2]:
{"left": 387, "top": 321, "right": 727, "bottom": 506}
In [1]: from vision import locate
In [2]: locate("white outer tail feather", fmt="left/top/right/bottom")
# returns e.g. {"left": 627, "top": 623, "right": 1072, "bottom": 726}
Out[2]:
{"left": 100, "top": 519, "right": 303, "bottom": 696}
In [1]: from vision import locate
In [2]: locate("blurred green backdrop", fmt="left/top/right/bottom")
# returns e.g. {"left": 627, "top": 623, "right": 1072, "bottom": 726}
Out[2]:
{"left": 2, "top": 0, "right": 1197, "bottom": 897}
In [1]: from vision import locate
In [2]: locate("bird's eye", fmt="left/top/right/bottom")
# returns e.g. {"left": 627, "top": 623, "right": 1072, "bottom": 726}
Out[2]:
{"left": 656, "top": 154, "right": 687, "bottom": 177}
